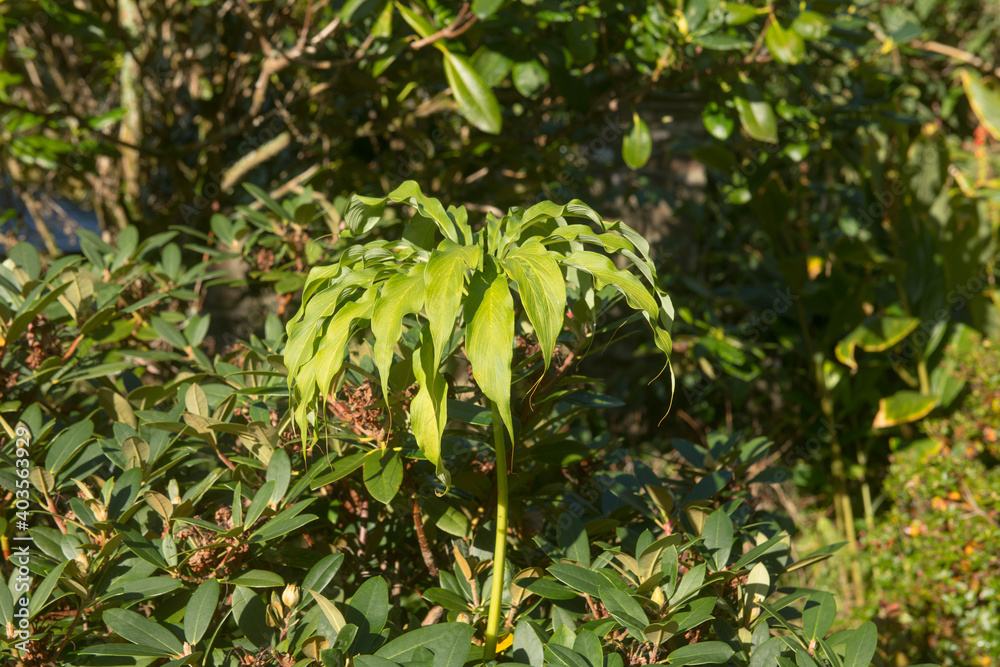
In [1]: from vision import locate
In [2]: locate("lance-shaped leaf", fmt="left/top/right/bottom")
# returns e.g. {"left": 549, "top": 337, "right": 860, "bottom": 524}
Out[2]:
{"left": 561, "top": 249, "right": 673, "bottom": 384}
{"left": 314, "top": 287, "right": 378, "bottom": 399}
{"left": 104, "top": 608, "right": 183, "bottom": 656}
{"left": 286, "top": 268, "right": 379, "bottom": 376}
{"left": 425, "top": 241, "right": 481, "bottom": 363}
{"left": 962, "top": 69, "right": 1000, "bottom": 141}
{"left": 603, "top": 218, "right": 654, "bottom": 263}
{"left": 372, "top": 265, "right": 426, "bottom": 401}
{"left": 502, "top": 239, "right": 566, "bottom": 372}
{"left": 464, "top": 263, "right": 515, "bottom": 439}
{"left": 302, "top": 264, "right": 342, "bottom": 302}
{"left": 560, "top": 250, "right": 659, "bottom": 317}
{"left": 388, "top": 181, "right": 465, "bottom": 243}
{"left": 440, "top": 49, "right": 503, "bottom": 135}
{"left": 411, "top": 326, "right": 450, "bottom": 491}
{"left": 520, "top": 199, "right": 603, "bottom": 229}
{"left": 834, "top": 315, "right": 920, "bottom": 372}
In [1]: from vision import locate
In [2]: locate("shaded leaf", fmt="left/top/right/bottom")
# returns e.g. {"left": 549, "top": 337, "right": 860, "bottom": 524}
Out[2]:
{"left": 104, "top": 608, "right": 183, "bottom": 656}
{"left": 184, "top": 578, "right": 220, "bottom": 645}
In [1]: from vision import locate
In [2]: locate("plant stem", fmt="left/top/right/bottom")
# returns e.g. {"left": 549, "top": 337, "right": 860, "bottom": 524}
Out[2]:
{"left": 484, "top": 400, "right": 509, "bottom": 660}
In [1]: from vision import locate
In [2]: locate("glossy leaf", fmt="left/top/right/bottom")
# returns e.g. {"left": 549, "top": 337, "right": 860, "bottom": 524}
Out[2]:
{"left": 471, "top": 0, "right": 502, "bottom": 19}
{"left": 841, "top": 622, "right": 879, "bottom": 667}
{"left": 184, "top": 578, "right": 220, "bottom": 645}
{"left": 375, "top": 622, "right": 475, "bottom": 667}
{"left": 702, "top": 509, "right": 734, "bottom": 570}
{"left": 104, "top": 608, "right": 183, "bottom": 656}
{"left": 765, "top": 20, "right": 805, "bottom": 65}
{"left": 303, "top": 553, "right": 345, "bottom": 595}
{"left": 599, "top": 584, "right": 647, "bottom": 640}
{"left": 472, "top": 47, "right": 513, "bottom": 87}
{"left": 802, "top": 591, "right": 836, "bottom": 642}
{"left": 345, "top": 576, "right": 390, "bottom": 638}
{"left": 666, "top": 641, "right": 734, "bottom": 665}
{"left": 622, "top": 112, "right": 652, "bottom": 169}
{"left": 792, "top": 11, "right": 830, "bottom": 40}
{"left": 442, "top": 49, "right": 502, "bottom": 134}
{"left": 735, "top": 82, "right": 778, "bottom": 143}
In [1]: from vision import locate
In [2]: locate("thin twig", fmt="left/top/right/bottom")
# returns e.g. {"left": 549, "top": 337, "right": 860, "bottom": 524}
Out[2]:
{"left": 909, "top": 39, "right": 1000, "bottom": 78}
{"left": 410, "top": 3, "right": 477, "bottom": 49}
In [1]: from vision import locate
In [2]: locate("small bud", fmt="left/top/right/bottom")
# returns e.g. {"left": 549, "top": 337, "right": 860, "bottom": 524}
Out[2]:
{"left": 6, "top": 621, "right": 15, "bottom": 639}
{"left": 90, "top": 502, "right": 108, "bottom": 523}
{"left": 75, "top": 553, "right": 89, "bottom": 571}
{"left": 281, "top": 584, "right": 301, "bottom": 609}
{"left": 269, "top": 595, "right": 285, "bottom": 623}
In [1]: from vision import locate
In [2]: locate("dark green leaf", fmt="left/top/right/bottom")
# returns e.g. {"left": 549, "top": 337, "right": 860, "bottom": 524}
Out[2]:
{"left": 364, "top": 450, "right": 403, "bottom": 505}
{"left": 184, "top": 578, "right": 220, "bottom": 645}
{"left": 666, "top": 641, "right": 735, "bottom": 665}
{"left": 702, "top": 509, "right": 734, "bottom": 570}
{"left": 103, "top": 608, "right": 183, "bottom": 656}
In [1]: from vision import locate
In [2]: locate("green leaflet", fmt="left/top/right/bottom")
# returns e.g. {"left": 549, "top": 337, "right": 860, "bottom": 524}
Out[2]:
{"left": 388, "top": 181, "right": 466, "bottom": 243}
{"left": 543, "top": 225, "right": 636, "bottom": 254}
{"left": 603, "top": 219, "right": 653, "bottom": 264}
{"left": 841, "top": 622, "right": 879, "bottom": 667}
{"left": 872, "top": 390, "right": 937, "bottom": 429}
{"left": 411, "top": 326, "right": 450, "bottom": 491}
{"left": 560, "top": 250, "right": 658, "bottom": 317}
{"left": 765, "top": 19, "right": 805, "bottom": 65}
{"left": 301, "top": 264, "right": 342, "bottom": 303}
{"left": 440, "top": 48, "right": 503, "bottom": 136}
{"left": 735, "top": 80, "right": 778, "bottom": 143}
{"left": 464, "top": 263, "right": 515, "bottom": 440}
{"left": 560, "top": 249, "right": 672, "bottom": 385}
{"left": 425, "top": 241, "right": 481, "bottom": 363}
{"left": 372, "top": 265, "right": 426, "bottom": 401}
{"left": 622, "top": 111, "right": 652, "bottom": 169}
{"left": 345, "top": 194, "right": 388, "bottom": 237}
{"left": 520, "top": 199, "right": 603, "bottom": 229}
{"left": 314, "top": 287, "right": 378, "bottom": 404}
{"left": 501, "top": 239, "right": 566, "bottom": 372}
{"left": 285, "top": 268, "right": 379, "bottom": 377}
